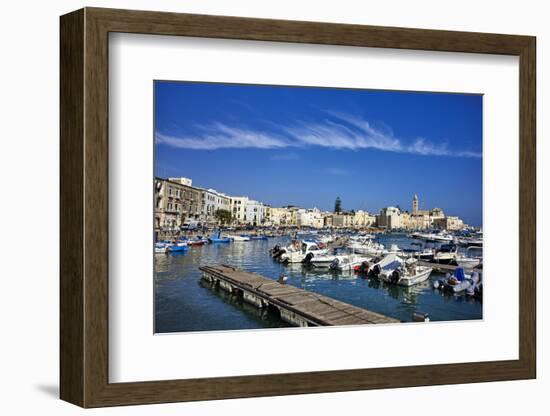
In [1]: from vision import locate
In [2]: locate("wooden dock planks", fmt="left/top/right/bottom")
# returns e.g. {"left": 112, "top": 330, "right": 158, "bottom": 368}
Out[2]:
{"left": 417, "top": 261, "right": 482, "bottom": 273}
{"left": 200, "top": 264, "right": 399, "bottom": 326}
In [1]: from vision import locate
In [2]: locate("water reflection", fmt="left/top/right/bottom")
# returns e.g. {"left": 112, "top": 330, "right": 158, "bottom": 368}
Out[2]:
{"left": 155, "top": 235, "right": 482, "bottom": 333}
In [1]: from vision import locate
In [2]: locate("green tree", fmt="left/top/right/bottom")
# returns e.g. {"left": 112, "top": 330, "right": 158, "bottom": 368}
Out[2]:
{"left": 214, "top": 209, "right": 233, "bottom": 226}
{"left": 334, "top": 197, "right": 342, "bottom": 213}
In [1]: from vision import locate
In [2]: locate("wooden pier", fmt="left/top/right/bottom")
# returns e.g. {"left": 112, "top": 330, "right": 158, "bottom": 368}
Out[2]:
{"left": 200, "top": 264, "right": 399, "bottom": 327}
{"left": 417, "top": 261, "right": 482, "bottom": 274}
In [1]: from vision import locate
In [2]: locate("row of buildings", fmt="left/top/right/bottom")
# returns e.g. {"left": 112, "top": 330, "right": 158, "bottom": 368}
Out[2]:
{"left": 377, "top": 198, "right": 465, "bottom": 231}
{"left": 155, "top": 177, "right": 467, "bottom": 232}
{"left": 155, "top": 177, "right": 271, "bottom": 232}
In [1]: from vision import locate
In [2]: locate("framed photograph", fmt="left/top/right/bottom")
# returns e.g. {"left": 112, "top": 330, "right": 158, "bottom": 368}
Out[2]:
{"left": 60, "top": 7, "right": 536, "bottom": 407}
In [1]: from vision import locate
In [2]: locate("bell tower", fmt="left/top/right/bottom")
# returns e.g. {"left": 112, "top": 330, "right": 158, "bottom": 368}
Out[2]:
{"left": 412, "top": 194, "right": 419, "bottom": 214}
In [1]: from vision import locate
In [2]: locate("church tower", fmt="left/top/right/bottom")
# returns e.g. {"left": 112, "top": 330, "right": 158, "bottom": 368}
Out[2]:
{"left": 412, "top": 194, "right": 419, "bottom": 214}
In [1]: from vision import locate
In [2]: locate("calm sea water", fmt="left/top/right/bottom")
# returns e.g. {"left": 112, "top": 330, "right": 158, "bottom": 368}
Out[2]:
{"left": 154, "top": 234, "right": 482, "bottom": 333}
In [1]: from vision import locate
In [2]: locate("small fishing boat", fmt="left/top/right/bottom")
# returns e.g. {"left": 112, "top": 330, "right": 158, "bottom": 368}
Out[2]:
{"left": 456, "top": 248, "right": 482, "bottom": 269}
{"left": 347, "top": 238, "right": 386, "bottom": 256}
{"left": 188, "top": 237, "right": 208, "bottom": 246}
{"left": 432, "top": 244, "right": 459, "bottom": 265}
{"left": 154, "top": 242, "right": 169, "bottom": 254}
{"left": 329, "top": 254, "right": 370, "bottom": 271}
{"left": 270, "top": 242, "right": 294, "bottom": 260}
{"left": 228, "top": 235, "right": 251, "bottom": 242}
{"left": 433, "top": 268, "right": 472, "bottom": 293}
{"left": 279, "top": 240, "right": 328, "bottom": 264}
{"left": 378, "top": 257, "right": 433, "bottom": 287}
{"left": 167, "top": 241, "right": 188, "bottom": 252}
{"left": 208, "top": 230, "right": 231, "bottom": 243}
{"left": 249, "top": 235, "right": 268, "bottom": 240}
{"left": 310, "top": 253, "right": 347, "bottom": 268}
{"left": 365, "top": 253, "right": 402, "bottom": 278}
{"left": 430, "top": 232, "right": 454, "bottom": 243}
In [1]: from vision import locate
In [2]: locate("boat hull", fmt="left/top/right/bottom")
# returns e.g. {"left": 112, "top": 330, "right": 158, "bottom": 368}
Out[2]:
{"left": 397, "top": 267, "right": 433, "bottom": 287}
{"left": 209, "top": 238, "right": 231, "bottom": 243}
{"left": 456, "top": 258, "right": 481, "bottom": 269}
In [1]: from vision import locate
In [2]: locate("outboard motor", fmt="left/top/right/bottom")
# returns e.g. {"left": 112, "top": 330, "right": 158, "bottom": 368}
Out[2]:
{"left": 368, "top": 264, "right": 381, "bottom": 278}
{"left": 273, "top": 248, "right": 286, "bottom": 260}
{"left": 329, "top": 258, "right": 340, "bottom": 270}
{"left": 359, "top": 261, "right": 369, "bottom": 274}
{"left": 270, "top": 244, "right": 280, "bottom": 255}
{"left": 302, "top": 252, "right": 315, "bottom": 264}
{"left": 390, "top": 269, "right": 401, "bottom": 284}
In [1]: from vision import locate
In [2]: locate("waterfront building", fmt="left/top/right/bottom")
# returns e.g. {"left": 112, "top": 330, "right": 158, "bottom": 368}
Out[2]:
{"left": 199, "top": 188, "right": 231, "bottom": 225}
{"left": 353, "top": 210, "right": 376, "bottom": 228}
{"left": 429, "top": 208, "right": 445, "bottom": 226}
{"left": 276, "top": 206, "right": 301, "bottom": 226}
{"left": 433, "top": 216, "right": 466, "bottom": 231}
{"left": 168, "top": 177, "right": 193, "bottom": 187}
{"left": 230, "top": 196, "right": 249, "bottom": 224}
{"left": 297, "top": 208, "right": 324, "bottom": 228}
{"left": 244, "top": 199, "right": 267, "bottom": 226}
{"left": 408, "top": 194, "right": 446, "bottom": 229}
{"left": 154, "top": 177, "right": 202, "bottom": 237}
{"left": 400, "top": 211, "right": 413, "bottom": 229}
{"left": 332, "top": 212, "right": 355, "bottom": 228}
{"left": 269, "top": 207, "right": 290, "bottom": 226}
{"left": 263, "top": 205, "right": 272, "bottom": 226}
{"left": 376, "top": 206, "right": 403, "bottom": 229}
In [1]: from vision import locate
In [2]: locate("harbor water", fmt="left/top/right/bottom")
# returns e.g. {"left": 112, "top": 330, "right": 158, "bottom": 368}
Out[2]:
{"left": 155, "top": 234, "right": 482, "bottom": 333}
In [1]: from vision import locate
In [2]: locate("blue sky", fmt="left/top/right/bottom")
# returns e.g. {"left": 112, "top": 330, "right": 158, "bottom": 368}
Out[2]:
{"left": 154, "top": 81, "right": 483, "bottom": 226}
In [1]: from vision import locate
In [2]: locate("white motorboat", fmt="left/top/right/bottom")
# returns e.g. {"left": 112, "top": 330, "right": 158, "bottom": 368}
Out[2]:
{"left": 366, "top": 253, "right": 402, "bottom": 278}
{"left": 279, "top": 240, "right": 328, "bottom": 264}
{"left": 228, "top": 235, "right": 251, "bottom": 242}
{"left": 430, "top": 232, "right": 454, "bottom": 243}
{"left": 456, "top": 247, "right": 482, "bottom": 269}
{"left": 347, "top": 238, "right": 386, "bottom": 256}
{"left": 432, "top": 244, "right": 459, "bottom": 264}
{"left": 412, "top": 247, "right": 436, "bottom": 262}
{"left": 456, "top": 257, "right": 480, "bottom": 269}
{"left": 414, "top": 232, "right": 453, "bottom": 243}
{"left": 329, "top": 254, "right": 370, "bottom": 271}
{"left": 378, "top": 257, "right": 433, "bottom": 287}
{"left": 270, "top": 240, "right": 300, "bottom": 260}
{"left": 154, "top": 242, "right": 169, "bottom": 254}
{"left": 310, "top": 253, "right": 347, "bottom": 268}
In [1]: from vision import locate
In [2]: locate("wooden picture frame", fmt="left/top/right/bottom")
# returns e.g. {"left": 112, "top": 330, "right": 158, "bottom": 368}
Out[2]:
{"left": 60, "top": 7, "right": 536, "bottom": 408}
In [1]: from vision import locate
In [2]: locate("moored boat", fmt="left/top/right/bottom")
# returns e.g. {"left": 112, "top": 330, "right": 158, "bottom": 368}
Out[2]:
{"left": 188, "top": 237, "right": 208, "bottom": 246}
{"left": 249, "top": 235, "right": 268, "bottom": 240}
{"left": 365, "top": 253, "right": 402, "bottom": 279}
{"left": 432, "top": 244, "right": 459, "bottom": 265}
{"left": 378, "top": 257, "right": 433, "bottom": 287}
{"left": 310, "top": 253, "right": 346, "bottom": 268}
{"left": 279, "top": 240, "right": 328, "bottom": 264}
{"left": 208, "top": 230, "right": 231, "bottom": 243}
{"left": 433, "top": 268, "right": 473, "bottom": 293}
{"left": 167, "top": 241, "right": 189, "bottom": 252}
{"left": 154, "top": 242, "right": 169, "bottom": 254}
{"left": 329, "top": 254, "right": 370, "bottom": 271}
{"left": 228, "top": 235, "right": 251, "bottom": 242}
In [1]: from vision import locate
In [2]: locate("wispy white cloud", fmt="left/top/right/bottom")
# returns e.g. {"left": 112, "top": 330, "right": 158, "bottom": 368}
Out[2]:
{"left": 155, "top": 123, "right": 290, "bottom": 150}
{"left": 155, "top": 114, "right": 481, "bottom": 158}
